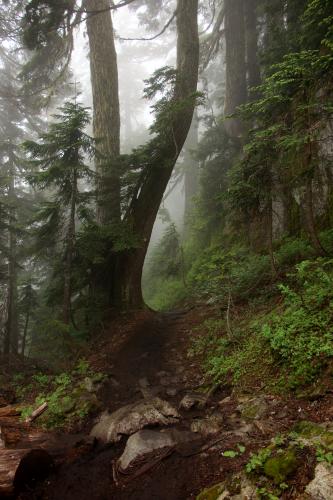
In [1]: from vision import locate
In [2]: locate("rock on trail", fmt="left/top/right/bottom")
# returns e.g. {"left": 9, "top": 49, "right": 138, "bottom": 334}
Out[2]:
{"left": 90, "top": 397, "right": 180, "bottom": 443}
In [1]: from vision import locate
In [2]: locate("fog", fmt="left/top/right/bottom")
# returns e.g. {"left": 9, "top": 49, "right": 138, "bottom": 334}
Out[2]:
{"left": 71, "top": 2, "right": 184, "bottom": 252}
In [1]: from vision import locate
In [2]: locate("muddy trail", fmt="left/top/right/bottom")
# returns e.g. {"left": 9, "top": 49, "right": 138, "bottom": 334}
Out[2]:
{"left": 3, "top": 309, "right": 333, "bottom": 499}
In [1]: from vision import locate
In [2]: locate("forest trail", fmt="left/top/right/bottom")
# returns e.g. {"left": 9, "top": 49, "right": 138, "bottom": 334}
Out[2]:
{"left": 0, "top": 308, "right": 329, "bottom": 499}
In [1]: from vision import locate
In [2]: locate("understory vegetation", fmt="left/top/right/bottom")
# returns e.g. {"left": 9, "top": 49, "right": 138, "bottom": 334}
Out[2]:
{"left": 11, "top": 359, "right": 105, "bottom": 429}
{"left": 143, "top": 0, "right": 333, "bottom": 394}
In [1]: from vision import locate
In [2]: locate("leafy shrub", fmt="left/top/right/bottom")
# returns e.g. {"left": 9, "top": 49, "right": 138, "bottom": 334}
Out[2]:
{"left": 189, "top": 318, "right": 274, "bottom": 387}
{"left": 262, "top": 258, "right": 333, "bottom": 387}
{"left": 188, "top": 245, "right": 271, "bottom": 304}
{"left": 19, "top": 359, "right": 105, "bottom": 429}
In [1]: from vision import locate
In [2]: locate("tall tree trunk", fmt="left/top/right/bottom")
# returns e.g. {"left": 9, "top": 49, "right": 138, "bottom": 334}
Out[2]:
{"left": 224, "top": 0, "right": 247, "bottom": 138}
{"left": 110, "top": 0, "right": 199, "bottom": 309}
{"left": 63, "top": 170, "right": 77, "bottom": 324}
{"left": 5, "top": 168, "right": 18, "bottom": 355}
{"left": 244, "top": 0, "right": 261, "bottom": 99}
{"left": 21, "top": 305, "right": 30, "bottom": 357}
{"left": 85, "top": 0, "right": 121, "bottom": 224}
{"left": 184, "top": 110, "right": 199, "bottom": 235}
{"left": 303, "top": 178, "right": 326, "bottom": 256}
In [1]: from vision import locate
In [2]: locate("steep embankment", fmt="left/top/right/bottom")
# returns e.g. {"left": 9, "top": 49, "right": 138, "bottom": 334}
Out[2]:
{"left": 3, "top": 307, "right": 331, "bottom": 500}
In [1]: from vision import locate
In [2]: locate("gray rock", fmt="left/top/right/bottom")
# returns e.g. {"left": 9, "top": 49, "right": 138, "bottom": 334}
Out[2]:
{"left": 138, "top": 377, "right": 150, "bottom": 388}
{"left": 237, "top": 396, "right": 268, "bottom": 420}
{"left": 90, "top": 397, "right": 180, "bottom": 443}
{"left": 179, "top": 392, "right": 207, "bottom": 410}
{"left": 305, "top": 463, "right": 333, "bottom": 499}
{"left": 84, "top": 377, "right": 95, "bottom": 393}
{"left": 118, "top": 429, "right": 197, "bottom": 471}
{"left": 166, "top": 388, "right": 178, "bottom": 397}
{"left": 190, "top": 413, "right": 224, "bottom": 437}
{"left": 84, "top": 376, "right": 104, "bottom": 393}
{"left": 197, "top": 473, "right": 258, "bottom": 500}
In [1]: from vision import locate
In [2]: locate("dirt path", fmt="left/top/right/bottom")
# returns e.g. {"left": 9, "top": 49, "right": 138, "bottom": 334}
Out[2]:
{"left": 14, "top": 309, "right": 333, "bottom": 499}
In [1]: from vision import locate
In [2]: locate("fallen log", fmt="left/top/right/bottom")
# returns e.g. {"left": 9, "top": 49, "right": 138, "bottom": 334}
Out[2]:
{"left": 0, "top": 406, "right": 21, "bottom": 418}
{"left": 0, "top": 448, "right": 53, "bottom": 496}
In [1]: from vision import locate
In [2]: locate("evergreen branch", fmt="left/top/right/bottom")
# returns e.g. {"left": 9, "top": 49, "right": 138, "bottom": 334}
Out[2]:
{"left": 118, "top": 10, "right": 177, "bottom": 42}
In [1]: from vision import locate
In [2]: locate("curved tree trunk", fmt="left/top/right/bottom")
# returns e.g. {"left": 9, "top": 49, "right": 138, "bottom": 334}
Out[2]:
{"left": 112, "top": 0, "right": 199, "bottom": 309}
{"left": 85, "top": 0, "right": 121, "bottom": 224}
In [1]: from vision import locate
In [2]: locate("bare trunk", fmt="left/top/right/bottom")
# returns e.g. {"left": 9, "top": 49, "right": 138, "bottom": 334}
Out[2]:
{"left": 244, "top": 0, "right": 261, "bottom": 99}
{"left": 224, "top": 0, "right": 247, "bottom": 138}
{"left": 63, "top": 170, "right": 77, "bottom": 324}
{"left": 21, "top": 306, "right": 30, "bottom": 357}
{"left": 85, "top": 0, "right": 120, "bottom": 224}
{"left": 267, "top": 199, "right": 277, "bottom": 276}
{"left": 184, "top": 110, "right": 199, "bottom": 235}
{"left": 304, "top": 178, "right": 327, "bottom": 256}
{"left": 5, "top": 170, "right": 18, "bottom": 354}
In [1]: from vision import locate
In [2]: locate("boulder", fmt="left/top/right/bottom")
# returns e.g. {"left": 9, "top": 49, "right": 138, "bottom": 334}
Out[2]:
{"left": 118, "top": 428, "right": 197, "bottom": 471}
{"left": 90, "top": 397, "right": 179, "bottom": 443}
{"left": 305, "top": 463, "right": 333, "bottom": 499}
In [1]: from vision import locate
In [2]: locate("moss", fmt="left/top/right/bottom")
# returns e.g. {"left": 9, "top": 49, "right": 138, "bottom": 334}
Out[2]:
{"left": 293, "top": 421, "right": 333, "bottom": 449}
{"left": 263, "top": 448, "right": 298, "bottom": 484}
{"left": 196, "top": 482, "right": 225, "bottom": 500}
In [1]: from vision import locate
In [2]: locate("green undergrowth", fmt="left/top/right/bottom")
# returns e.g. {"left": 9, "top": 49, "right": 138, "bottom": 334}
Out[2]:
{"left": 197, "top": 423, "right": 333, "bottom": 500}
{"left": 189, "top": 250, "right": 333, "bottom": 393}
{"left": 13, "top": 359, "right": 105, "bottom": 429}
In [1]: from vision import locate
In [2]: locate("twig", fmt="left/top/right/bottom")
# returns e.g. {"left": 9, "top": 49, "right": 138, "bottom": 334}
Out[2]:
{"left": 25, "top": 402, "right": 48, "bottom": 423}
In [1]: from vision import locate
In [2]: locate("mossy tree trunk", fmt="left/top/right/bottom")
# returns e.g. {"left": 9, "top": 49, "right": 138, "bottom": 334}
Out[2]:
{"left": 85, "top": 0, "right": 121, "bottom": 225}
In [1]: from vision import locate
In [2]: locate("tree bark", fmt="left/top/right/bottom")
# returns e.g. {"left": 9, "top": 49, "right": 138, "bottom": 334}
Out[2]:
{"left": 224, "top": 0, "right": 247, "bottom": 138}
{"left": 85, "top": 0, "right": 121, "bottom": 225}
{"left": 5, "top": 167, "right": 18, "bottom": 355}
{"left": 63, "top": 169, "right": 77, "bottom": 325}
{"left": 184, "top": 110, "right": 199, "bottom": 235}
{"left": 303, "top": 178, "right": 327, "bottom": 256}
{"left": 111, "top": 0, "right": 199, "bottom": 309}
{"left": 244, "top": 0, "right": 261, "bottom": 99}
{"left": 21, "top": 307, "right": 30, "bottom": 357}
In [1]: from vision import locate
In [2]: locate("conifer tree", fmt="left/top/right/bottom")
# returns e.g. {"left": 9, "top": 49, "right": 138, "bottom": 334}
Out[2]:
{"left": 23, "top": 101, "right": 96, "bottom": 325}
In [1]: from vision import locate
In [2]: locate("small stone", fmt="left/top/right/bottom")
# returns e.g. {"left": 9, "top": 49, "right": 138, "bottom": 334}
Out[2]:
{"left": 166, "top": 388, "right": 178, "bottom": 397}
{"left": 138, "top": 377, "right": 150, "bottom": 388}
{"left": 219, "top": 396, "right": 231, "bottom": 405}
{"left": 305, "top": 463, "right": 333, "bottom": 499}
{"left": 179, "top": 392, "right": 207, "bottom": 411}
{"left": 237, "top": 396, "right": 268, "bottom": 420}
{"left": 190, "top": 413, "right": 223, "bottom": 437}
